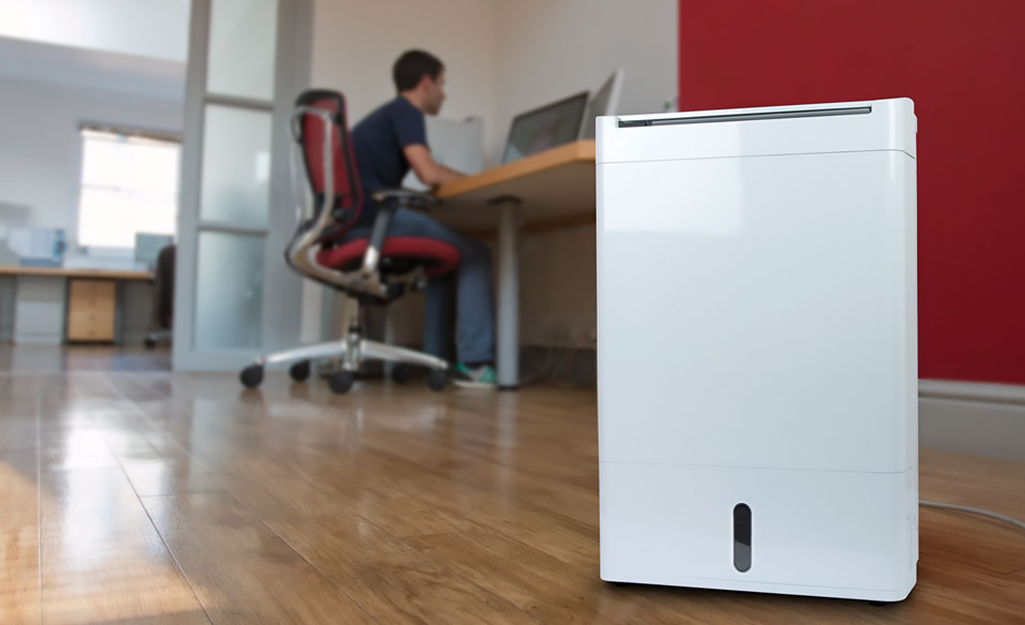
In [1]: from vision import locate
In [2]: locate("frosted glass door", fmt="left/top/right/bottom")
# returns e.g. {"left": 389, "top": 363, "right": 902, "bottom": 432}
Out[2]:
{"left": 174, "top": 0, "right": 308, "bottom": 371}
{"left": 199, "top": 105, "right": 272, "bottom": 227}
{"left": 194, "top": 232, "right": 265, "bottom": 349}
{"left": 207, "top": 0, "right": 279, "bottom": 100}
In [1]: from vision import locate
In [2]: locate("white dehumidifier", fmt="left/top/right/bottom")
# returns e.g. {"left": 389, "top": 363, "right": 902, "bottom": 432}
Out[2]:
{"left": 596, "top": 99, "right": 917, "bottom": 601}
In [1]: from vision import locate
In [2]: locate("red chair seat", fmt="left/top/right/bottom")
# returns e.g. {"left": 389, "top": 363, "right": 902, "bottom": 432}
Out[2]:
{"left": 316, "top": 237, "right": 460, "bottom": 278}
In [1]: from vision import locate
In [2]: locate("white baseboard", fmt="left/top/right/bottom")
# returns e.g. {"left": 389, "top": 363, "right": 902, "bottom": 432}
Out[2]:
{"left": 919, "top": 380, "right": 1025, "bottom": 461}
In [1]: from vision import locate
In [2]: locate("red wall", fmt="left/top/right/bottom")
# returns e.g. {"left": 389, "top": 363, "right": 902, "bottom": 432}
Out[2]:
{"left": 678, "top": 1, "right": 1025, "bottom": 385}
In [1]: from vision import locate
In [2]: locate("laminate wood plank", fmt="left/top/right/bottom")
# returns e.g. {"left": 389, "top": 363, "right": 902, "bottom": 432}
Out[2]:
{"left": 104, "top": 372, "right": 177, "bottom": 404}
{"left": 0, "top": 376, "right": 41, "bottom": 419}
{"left": 405, "top": 529, "right": 714, "bottom": 625}
{"left": 0, "top": 416, "right": 38, "bottom": 453}
{"left": 919, "top": 505, "right": 1025, "bottom": 575}
{"left": 82, "top": 418, "right": 222, "bottom": 497}
{"left": 39, "top": 468, "right": 208, "bottom": 625}
{"left": 341, "top": 452, "right": 599, "bottom": 569}
{"left": 0, "top": 524, "right": 40, "bottom": 625}
{"left": 121, "top": 454, "right": 223, "bottom": 498}
{"left": 266, "top": 515, "right": 539, "bottom": 624}
{"left": 142, "top": 492, "right": 376, "bottom": 624}
{"left": 0, "top": 450, "right": 40, "bottom": 625}
{"left": 359, "top": 427, "right": 600, "bottom": 528}
{"left": 207, "top": 452, "right": 357, "bottom": 519}
{"left": 0, "top": 450, "right": 38, "bottom": 527}
{"left": 906, "top": 562, "right": 1025, "bottom": 625}
{"left": 919, "top": 447, "right": 1025, "bottom": 517}
{"left": 38, "top": 427, "right": 121, "bottom": 472}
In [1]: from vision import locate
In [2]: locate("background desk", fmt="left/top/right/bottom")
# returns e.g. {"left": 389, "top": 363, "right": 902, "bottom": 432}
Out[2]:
{"left": 0, "top": 266, "right": 152, "bottom": 345}
{"left": 436, "top": 140, "right": 596, "bottom": 387}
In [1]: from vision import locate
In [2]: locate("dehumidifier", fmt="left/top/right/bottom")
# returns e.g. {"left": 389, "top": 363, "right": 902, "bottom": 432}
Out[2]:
{"left": 596, "top": 99, "right": 917, "bottom": 601}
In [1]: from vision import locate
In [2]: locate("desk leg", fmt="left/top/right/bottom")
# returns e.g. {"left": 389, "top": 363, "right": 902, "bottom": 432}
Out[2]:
{"left": 496, "top": 202, "right": 520, "bottom": 389}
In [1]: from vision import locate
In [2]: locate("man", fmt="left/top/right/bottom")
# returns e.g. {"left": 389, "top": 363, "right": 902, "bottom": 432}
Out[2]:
{"left": 349, "top": 50, "right": 496, "bottom": 389}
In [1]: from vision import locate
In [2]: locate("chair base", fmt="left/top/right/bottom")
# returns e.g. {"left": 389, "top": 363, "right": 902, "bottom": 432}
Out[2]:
{"left": 144, "top": 329, "right": 172, "bottom": 348}
{"left": 241, "top": 330, "right": 448, "bottom": 394}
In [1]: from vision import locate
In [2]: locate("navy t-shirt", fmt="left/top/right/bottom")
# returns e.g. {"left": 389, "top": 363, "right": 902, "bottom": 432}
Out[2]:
{"left": 350, "top": 96, "right": 427, "bottom": 229}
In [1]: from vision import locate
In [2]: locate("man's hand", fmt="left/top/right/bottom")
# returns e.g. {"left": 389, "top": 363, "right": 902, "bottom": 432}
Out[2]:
{"left": 403, "top": 144, "right": 465, "bottom": 187}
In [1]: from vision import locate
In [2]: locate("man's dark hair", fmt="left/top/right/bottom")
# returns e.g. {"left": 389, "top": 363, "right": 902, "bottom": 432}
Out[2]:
{"left": 393, "top": 50, "right": 444, "bottom": 92}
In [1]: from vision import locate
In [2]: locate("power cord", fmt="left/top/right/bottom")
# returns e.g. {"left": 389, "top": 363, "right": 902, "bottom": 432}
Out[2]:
{"left": 920, "top": 500, "right": 1025, "bottom": 533}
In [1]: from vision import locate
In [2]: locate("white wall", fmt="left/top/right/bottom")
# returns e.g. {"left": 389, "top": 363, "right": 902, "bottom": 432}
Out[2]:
{"left": 493, "top": 0, "right": 678, "bottom": 162}
{"left": 304, "top": 0, "right": 677, "bottom": 349}
{"left": 0, "top": 76, "right": 184, "bottom": 245}
{"left": 494, "top": 0, "right": 678, "bottom": 345}
{"left": 0, "top": 0, "right": 190, "bottom": 62}
{"left": 310, "top": 0, "right": 498, "bottom": 152}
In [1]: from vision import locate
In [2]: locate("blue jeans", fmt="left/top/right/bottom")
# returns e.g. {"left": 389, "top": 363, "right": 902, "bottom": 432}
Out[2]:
{"left": 347, "top": 208, "right": 495, "bottom": 364}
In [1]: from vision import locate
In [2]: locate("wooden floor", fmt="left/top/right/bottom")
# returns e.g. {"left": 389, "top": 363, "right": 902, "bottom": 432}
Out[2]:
{"left": 1, "top": 353, "right": 1024, "bottom": 623}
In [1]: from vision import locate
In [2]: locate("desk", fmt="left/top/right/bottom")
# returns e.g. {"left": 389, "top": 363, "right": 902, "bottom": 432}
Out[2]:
{"left": 0, "top": 267, "right": 152, "bottom": 280}
{"left": 436, "top": 140, "right": 596, "bottom": 388}
{"left": 0, "top": 266, "right": 152, "bottom": 345}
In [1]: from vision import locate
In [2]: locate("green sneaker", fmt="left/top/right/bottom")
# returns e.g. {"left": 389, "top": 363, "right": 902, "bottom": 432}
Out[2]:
{"left": 452, "top": 363, "right": 497, "bottom": 389}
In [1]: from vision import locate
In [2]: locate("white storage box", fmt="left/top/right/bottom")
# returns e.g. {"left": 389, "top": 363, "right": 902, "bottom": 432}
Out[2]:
{"left": 596, "top": 99, "right": 918, "bottom": 601}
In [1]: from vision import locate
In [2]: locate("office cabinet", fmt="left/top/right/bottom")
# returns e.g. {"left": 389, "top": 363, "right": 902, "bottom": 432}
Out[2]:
{"left": 67, "top": 279, "right": 117, "bottom": 342}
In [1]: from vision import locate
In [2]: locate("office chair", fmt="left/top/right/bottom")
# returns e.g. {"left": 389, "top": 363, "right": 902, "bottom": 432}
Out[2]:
{"left": 144, "top": 244, "right": 175, "bottom": 348}
{"left": 239, "top": 89, "right": 454, "bottom": 394}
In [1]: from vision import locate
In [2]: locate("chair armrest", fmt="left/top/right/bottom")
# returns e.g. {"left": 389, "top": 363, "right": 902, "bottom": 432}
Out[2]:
{"left": 362, "top": 190, "right": 439, "bottom": 275}
{"left": 372, "top": 188, "right": 441, "bottom": 211}
{"left": 362, "top": 203, "right": 397, "bottom": 276}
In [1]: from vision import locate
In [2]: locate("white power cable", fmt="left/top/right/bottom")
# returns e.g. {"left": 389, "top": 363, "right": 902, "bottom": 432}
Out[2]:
{"left": 920, "top": 500, "right": 1025, "bottom": 533}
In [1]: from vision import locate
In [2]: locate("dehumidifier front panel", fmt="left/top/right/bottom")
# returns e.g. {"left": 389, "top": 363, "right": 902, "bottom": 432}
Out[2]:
{"left": 599, "top": 462, "right": 917, "bottom": 599}
{"left": 597, "top": 150, "right": 915, "bottom": 474}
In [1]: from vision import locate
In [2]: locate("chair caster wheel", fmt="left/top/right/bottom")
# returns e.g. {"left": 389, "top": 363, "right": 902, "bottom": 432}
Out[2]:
{"left": 328, "top": 370, "right": 355, "bottom": 394}
{"left": 240, "top": 365, "right": 264, "bottom": 389}
{"left": 391, "top": 363, "right": 413, "bottom": 384}
{"left": 144, "top": 337, "right": 157, "bottom": 349}
{"left": 289, "top": 361, "right": 311, "bottom": 382}
{"left": 426, "top": 369, "right": 447, "bottom": 392}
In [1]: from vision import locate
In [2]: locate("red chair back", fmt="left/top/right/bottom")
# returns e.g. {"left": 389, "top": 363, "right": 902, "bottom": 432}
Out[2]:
{"left": 293, "top": 90, "right": 362, "bottom": 235}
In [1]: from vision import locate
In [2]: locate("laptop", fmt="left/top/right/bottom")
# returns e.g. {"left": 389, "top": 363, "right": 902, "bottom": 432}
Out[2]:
{"left": 580, "top": 69, "right": 626, "bottom": 140}
{"left": 501, "top": 91, "right": 590, "bottom": 165}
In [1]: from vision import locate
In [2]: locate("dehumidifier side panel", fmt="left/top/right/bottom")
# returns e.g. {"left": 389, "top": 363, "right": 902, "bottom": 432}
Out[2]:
{"left": 597, "top": 151, "right": 913, "bottom": 473}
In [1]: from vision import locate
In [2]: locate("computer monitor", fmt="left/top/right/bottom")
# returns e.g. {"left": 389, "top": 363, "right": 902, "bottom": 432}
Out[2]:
{"left": 580, "top": 69, "right": 626, "bottom": 140}
{"left": 135, "top": 233, "right": 173, "bottom": 270}
{"left": 402, "top": 116, "right": 484, "bottom": 191}
{"left": 501, "top": 91, "right": 590, "bottom": 165}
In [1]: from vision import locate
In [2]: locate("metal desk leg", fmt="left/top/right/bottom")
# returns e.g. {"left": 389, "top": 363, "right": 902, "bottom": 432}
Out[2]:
{"left": 496, "top": 200, "right": 521, "bottom": 389}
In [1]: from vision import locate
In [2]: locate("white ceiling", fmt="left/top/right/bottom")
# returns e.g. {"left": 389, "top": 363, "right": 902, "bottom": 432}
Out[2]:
{"left": 0, "top": 35, "right": 185, "bottom": 101}
{"left": 0, "top": 0, "right": 190, "bottom": 63}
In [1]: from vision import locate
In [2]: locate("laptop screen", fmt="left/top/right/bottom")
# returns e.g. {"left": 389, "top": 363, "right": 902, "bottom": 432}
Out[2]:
{"left": 501, "top": 92, "right": 589, "bottom": 165}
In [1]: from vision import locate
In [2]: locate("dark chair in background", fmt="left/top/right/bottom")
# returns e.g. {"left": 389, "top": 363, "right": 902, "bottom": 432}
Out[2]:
{"left": 144, "top": 244, "right": 175, "bottom": 348}
{"left": 239, "top": 89, "right": 455, "bottom": 394}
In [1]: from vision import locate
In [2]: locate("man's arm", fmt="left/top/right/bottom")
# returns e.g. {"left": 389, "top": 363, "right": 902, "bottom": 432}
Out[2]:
{"left": 403, "top": 144, "right": 464, "bottom": 187}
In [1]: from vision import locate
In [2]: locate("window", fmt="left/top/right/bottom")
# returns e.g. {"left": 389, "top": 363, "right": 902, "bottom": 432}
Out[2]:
{"left": 77, "top": 128, "right": 180, "bottom": 249}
